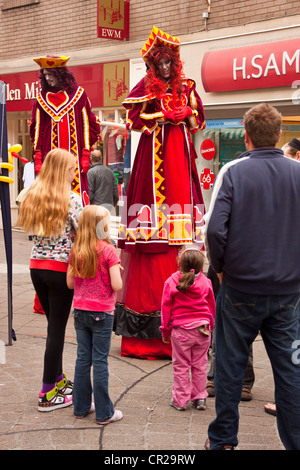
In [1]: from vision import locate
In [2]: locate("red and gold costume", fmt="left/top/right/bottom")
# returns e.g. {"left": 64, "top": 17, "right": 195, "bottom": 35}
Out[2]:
{"left": 30, "top": 56, "right": 100, "bottom": 204}
{"left": 114, "top": 27, "right": 206, "bottom": 359}
{"left": 30, "top": 56, "right": 100, "bottom": 315}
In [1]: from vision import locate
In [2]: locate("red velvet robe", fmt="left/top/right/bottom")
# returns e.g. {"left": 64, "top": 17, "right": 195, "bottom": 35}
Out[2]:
{"left": 118, "top": 76, "right": 205, "bottom": 252}
{"left": 114, "top": 76, "right": 206, "bottom": 359}
{"left": 30, "top": 86, "right": 100, "bottom": 202}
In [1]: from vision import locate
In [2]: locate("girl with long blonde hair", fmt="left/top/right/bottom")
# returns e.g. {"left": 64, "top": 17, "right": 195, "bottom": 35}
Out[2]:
{"left": 17, "top": 148, "right": 82, "bottom": 412}
{"left": 67, "top": 205, "right": 123, "bottom": 424}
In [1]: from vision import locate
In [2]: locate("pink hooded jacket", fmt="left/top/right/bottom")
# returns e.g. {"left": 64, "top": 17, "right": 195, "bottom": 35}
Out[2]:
{"left": 160, "top": 271, "right": 215, "bottom": 338}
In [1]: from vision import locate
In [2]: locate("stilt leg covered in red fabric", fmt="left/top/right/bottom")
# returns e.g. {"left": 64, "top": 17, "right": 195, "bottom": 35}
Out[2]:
{"left": 114, "top": 247, "right": 179, "bottom": 359}
{"left": 121, "top": 336, "right": 172, "bottom": 360}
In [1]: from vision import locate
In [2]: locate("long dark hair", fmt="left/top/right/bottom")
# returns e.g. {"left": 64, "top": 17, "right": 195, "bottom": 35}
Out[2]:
{"left": 39, "top": 67, "right": 77, "bottom": 93}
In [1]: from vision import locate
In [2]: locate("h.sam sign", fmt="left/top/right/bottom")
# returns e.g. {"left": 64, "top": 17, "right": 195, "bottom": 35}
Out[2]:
{"left": 201, "top": 38, "right": 300, "bottom": 92}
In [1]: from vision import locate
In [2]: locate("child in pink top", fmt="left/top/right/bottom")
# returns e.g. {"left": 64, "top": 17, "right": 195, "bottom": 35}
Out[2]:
{"left": 67, "top": 205, "right": 123, "bottom": 424}
{"left": 160, "top": 244, "right": 215, "bottom": 411}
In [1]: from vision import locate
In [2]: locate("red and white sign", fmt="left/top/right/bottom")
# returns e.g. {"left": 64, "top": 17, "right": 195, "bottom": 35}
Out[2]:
{"left": 200, "top": 168, "right": 215, "bottom": 190}
{"left": 97, "top": 0, "right": 129, "bottom": 41}
{"left": 201, "top": 38, "right": 300, "bottom": 92}
{"left": 0, "top": 63, "right": 104, "bottom": 112}
{"left": 200, "top": 139, "right": 216, "bottom": 160}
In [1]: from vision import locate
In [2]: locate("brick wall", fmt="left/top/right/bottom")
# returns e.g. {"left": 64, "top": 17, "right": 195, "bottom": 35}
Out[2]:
{"left": 0, "top": 0, "right": 299, "bottom": 60}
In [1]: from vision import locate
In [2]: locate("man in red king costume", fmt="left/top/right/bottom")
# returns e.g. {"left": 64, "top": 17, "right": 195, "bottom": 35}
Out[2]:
{"left": 114, "top": 26, "right": 206, "bottom": 359}
{"left": 30, "top": 55, "right": 100, "bottom": 205}
{"left": 30, "top": 55, "right": 100, "bottom": 314}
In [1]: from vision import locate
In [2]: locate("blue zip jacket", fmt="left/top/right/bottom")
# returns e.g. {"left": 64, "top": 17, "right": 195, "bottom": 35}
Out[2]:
{"left": 204, "top": 147, "right": 300, "bottom": 295}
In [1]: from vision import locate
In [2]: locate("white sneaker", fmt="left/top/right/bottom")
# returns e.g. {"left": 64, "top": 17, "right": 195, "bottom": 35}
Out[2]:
{"left": 97, "top": 409, "right": 123, "bottom": 425}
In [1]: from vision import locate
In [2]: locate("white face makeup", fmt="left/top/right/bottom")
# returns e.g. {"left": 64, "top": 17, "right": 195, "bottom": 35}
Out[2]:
{"left": 43, "top": 70, "right": 60, "bottom": 88}
{"left": 158, "top": 58, "right": 171, "bottom": 79}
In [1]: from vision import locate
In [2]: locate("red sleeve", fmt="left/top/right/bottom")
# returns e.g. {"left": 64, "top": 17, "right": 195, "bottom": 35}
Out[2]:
{"left": 186, "top": 79, "right": 206, "bottom": 133}
{"left": 30, "top": 100, "right": 46, "bottom": 152}
{"left": 123, "top": 77, "right": 163, "bottom": 135}
{"left": 126, "top": 100, "right": 163, "bottom": 135}
{"left": 81, "top": 93, "right": 100, "bottom": 148}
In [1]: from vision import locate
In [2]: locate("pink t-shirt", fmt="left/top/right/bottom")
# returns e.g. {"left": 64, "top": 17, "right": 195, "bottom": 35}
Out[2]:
{"left": 71, "top": 241, "right": 120, "bottom": 313}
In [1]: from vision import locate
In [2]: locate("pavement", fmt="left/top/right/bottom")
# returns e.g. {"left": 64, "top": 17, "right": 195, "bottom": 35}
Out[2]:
{"left": 0, "top": 228, "right": 285, "bottom": 452}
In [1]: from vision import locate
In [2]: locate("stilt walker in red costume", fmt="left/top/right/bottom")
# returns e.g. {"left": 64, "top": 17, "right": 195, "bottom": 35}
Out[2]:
{"left": 114, "top": 27, "right": 206, "bottom": 359}
{"left": 30, "top": 55, "right": 100, "bottom": 314}
{"left": 30, "top": 55, "right": 100, "bottom": 205}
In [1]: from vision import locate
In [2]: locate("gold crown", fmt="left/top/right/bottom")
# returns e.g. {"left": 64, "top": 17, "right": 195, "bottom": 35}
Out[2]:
{"left": 33, "top": 56, "right": 70, "bottom": 69}
{"left": 141, "top": 26, "right": 180, "bottom": 64}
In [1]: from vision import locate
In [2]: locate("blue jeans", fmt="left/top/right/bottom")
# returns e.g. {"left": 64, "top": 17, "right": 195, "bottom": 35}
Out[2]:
{"left": 73, "top": 309, "right": 115, "bottom": 422}
{"left": 208, "top": 281, "right": 300, "bottom": 450}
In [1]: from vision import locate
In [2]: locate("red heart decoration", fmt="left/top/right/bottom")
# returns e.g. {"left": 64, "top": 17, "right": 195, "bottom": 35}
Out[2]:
{"left": 137, "top": 205, "right": 151, "bottom": 223}
{"left": 46, "top": 60, "right": 55, "bottom": 66}
{"left": 194, "top": 206, "right": 203, "bottom": 222}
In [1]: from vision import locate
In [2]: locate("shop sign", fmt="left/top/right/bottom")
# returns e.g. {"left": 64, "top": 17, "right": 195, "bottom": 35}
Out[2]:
{"left": 200, "top": 168, "right": 215, "bottom": 190}
{"left": 97, "top": 0, "right": 129, "bottom": 41}
{"left": 205, "top": 119, "right": 244, "bottom": 128}
{"left": 0, "top": 64, "right": 103, "bottom": 112}
{"left": 0, "top": 61, "right": 128, "bottom": 112}
{"left": 103, "top": 60, "right": 129, "bottom": 106}
{"left": 200, "top": 139, "right": 215, "bottom": 160}
{"left": 201, "top": 38, "right": 300, "bottom": 92}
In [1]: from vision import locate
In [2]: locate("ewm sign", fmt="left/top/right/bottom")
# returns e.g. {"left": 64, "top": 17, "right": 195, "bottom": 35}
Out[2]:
{"left": 97, "top": 0, "right": 129, "bottom": 41}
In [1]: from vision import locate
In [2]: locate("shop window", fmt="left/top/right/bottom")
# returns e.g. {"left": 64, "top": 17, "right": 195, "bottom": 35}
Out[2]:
{"left": 195, "top": 120, "right": 246, "bottom": 210}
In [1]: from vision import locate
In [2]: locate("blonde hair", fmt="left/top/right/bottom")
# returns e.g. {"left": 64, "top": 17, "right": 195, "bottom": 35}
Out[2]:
{"left": 70, "top": 205, "right": 112, "bottom": 279}
{"left": 16, "top": 149, "right": 76, "bottom": 237}
{"left": 177, "top": 244, "right": 204, "bottom": 292}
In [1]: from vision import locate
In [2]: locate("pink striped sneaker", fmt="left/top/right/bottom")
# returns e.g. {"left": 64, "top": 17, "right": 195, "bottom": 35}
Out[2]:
{"left": 38, "top": 386, "right": 73, "bottom": 412}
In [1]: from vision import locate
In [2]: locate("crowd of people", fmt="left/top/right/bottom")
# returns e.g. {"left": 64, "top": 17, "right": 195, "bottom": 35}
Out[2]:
{"left": 15, "top": 27, "right": 300, "bottom": 450}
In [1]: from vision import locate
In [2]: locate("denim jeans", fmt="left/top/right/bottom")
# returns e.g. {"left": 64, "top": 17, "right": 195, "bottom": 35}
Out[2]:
{"left": 73, "top": 309, "right": 115, "bottom": 422}
{"left": 208, "top": 281, "right": 300, "bottom": 450}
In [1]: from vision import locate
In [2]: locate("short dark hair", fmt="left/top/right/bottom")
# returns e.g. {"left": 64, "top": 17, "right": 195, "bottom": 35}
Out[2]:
{"left": 244, "top": 103, "right": 282, "bottom": 148}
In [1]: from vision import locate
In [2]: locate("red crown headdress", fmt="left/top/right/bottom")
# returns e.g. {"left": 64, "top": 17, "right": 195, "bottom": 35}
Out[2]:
{"left": 141, "top": 26, "right": 180, "bottom": 64}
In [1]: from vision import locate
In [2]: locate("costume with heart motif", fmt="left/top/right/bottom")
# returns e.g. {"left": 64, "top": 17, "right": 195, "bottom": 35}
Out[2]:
{"left": 113, "top": 27, "right": 206, "bottom": 359}
{"left": 117, "top": 76, "right": 205, "bottom": 253}
{"left": 30, "top": 56, "right": 100, "bottom": 205}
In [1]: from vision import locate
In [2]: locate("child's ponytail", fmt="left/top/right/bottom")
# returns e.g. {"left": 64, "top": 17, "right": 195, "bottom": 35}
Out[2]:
{"left": 176, "top": 245, "right": 204, "bottom": 292}
{"left": 177, "top": 269, "right": 196, "bottom": 292}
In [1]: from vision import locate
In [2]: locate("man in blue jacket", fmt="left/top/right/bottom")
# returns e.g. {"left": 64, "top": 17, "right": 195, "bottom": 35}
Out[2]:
{"left": 204, "top": 103, "right": 300, "bottom": 450}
